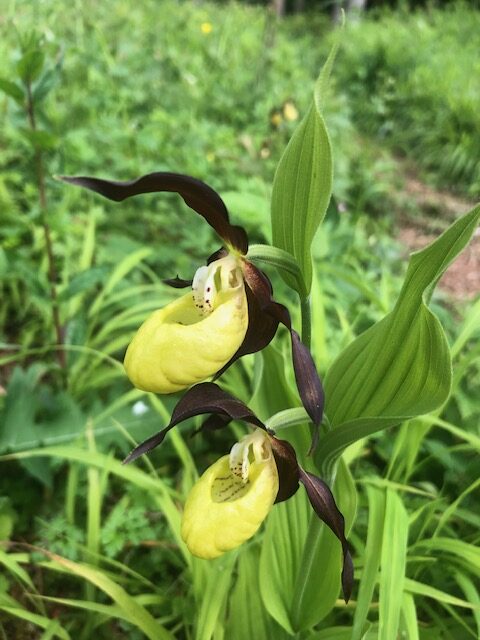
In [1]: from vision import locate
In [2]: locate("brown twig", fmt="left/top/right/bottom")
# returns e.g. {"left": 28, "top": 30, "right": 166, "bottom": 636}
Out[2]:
{"left": 25, "top": 81, "right": 65, "bottom": 370}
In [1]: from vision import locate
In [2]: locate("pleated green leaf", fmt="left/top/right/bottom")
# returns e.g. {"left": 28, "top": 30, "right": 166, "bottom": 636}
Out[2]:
{"left": 256, "top": 345, "right": 357, "bottom": 633}
{"left": 259, "top": 487, "right": 310, "bottom": 634}
{"left": 260, "top": 458, "right": 356, "bottom": 634}
{"left": 316, "top": 204, "right": 480, "bottom": 474}
{"left": 194, "top": 553, "right": 237, "bottom": 640}
{"left": 270, "top": 29, "right": 342, "bottom": 294}
{"left": 227, "top": 546, "right": 291, "bottom": 640}
{"left": 379, "top": 490, "right": 409, "bottom": 640}
{"left": 290, "top": 459, "right": 357, "bottom": 631}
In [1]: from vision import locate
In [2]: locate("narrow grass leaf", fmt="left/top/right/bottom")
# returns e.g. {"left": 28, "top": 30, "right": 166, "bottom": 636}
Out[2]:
{"left": 412, "top": 538, "right": 480, "bottom": 573}
{"left": 379, "top": 489, "right": 408, "bottom": 640}
{"left": 40, "top": 620, "right": 69, "bottom": 640}
{"left": 310, "top": 625, "right": 377, "bottom": 640}
{"left": 0, "top": 447, "right": 186, "bottom": 560}
{"left": 455, "top": 572, "right": 480, "bottom": 636}
{"left": 404, "top": 578, "right": 479, "bottom": 610}
{"left": 401, "top": 592, "right": 419, "bottom": 640}
{"left": 89, "top": 247, "right": 152, "bottom": 317}
{"left": 0, "top": 606, "right": 70, "bottom": 640}
{"left": 42, "top": 552, "right": 173, "bottom": 640}
{"left": 0, "top": 548, "right": 34, "bottom": 588}
{"left": 352, "top": 484, "right": 386, "bottom": 640}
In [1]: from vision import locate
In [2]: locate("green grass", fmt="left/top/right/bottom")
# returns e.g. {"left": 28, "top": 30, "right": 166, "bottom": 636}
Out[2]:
{"left": 333, "top": 3, "right": 480, "bottom": 197}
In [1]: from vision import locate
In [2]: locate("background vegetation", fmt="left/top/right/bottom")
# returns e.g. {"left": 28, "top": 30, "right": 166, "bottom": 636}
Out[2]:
{"left": 0, "top": 0, "right": 479, "bottom": 638}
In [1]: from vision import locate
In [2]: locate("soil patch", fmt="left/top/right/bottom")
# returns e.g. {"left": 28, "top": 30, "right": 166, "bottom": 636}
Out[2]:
{"left": 397, "top": 176, "right": 479, "bottom": 301}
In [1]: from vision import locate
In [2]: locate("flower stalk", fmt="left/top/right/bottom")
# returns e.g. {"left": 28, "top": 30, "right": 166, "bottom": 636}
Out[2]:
{"left": 25, "top": 78, "right": 65, "bottom": 371}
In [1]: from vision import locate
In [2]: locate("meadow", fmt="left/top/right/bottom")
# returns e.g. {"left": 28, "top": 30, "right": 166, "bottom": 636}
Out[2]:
{"left": 0, "top": 1, "right": 479, "bottom": 638}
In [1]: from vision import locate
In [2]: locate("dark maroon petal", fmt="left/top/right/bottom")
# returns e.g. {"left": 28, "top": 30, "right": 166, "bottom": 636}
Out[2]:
{"left": 299, "top": 469, "right": 354, "bottom": 603}
{"left": 270, "top": 438, "right": 300, "bottom": 503}
{"left": 290, "top": 329, "right": 324, "bottom": 435}
{"left": 123, "top": 382, "right": 265, "bottom": 464}
{"left": 163, "top": 276, "right": 192, "bottom": 289}
{"left": 242, "top": 260, "right": 324, "bottom": 433}
{"left": 60, "top": 173, "right": 248, "bottom": 253}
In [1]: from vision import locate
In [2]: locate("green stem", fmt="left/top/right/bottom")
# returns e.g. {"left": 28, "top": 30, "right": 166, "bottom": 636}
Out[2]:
{"left": 265, "top": 407, "right": 309, "bottom": 432}
{"left": 300, "top": 295, "right": 311, "bottom": 348}
{"left": 246, "top": 243, "right": 308, "bottom": 298}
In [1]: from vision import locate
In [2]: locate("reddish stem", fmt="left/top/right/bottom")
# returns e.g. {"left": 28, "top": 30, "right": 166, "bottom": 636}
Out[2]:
{"left": 26, "top": 81, "right": 65, "bottom": 370}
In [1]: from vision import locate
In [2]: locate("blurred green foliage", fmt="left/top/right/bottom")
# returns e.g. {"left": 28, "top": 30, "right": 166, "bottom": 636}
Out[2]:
{"left": 0, "top": 0, "right": 479, "bottom": 638}
{"left": 334, "top": 4, "right": 480, "bottom": 196}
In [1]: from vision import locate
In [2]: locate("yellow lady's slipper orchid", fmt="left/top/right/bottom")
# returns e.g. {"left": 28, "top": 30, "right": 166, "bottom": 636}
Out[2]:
{"left": 62, "top": 172, "right": 350, "bottom": 599}
{"left": 124, "top": 255, "right": 248, "bottom": 393}
{"left": 181, "top": 430, "right": 278, "bottom": 558}
{"left": 123, "top": 382, "right": 353, "bottom": 602}
{"left": 61, "top": 171, "right": 323, "bottom": 427}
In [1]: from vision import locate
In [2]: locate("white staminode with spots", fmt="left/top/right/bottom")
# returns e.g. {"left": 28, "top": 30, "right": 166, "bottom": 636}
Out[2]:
{"left": 192, "top": 254, "right": 242, "bottom": 315}
{"left": 211, "top": 430, "right": 274, "bottom": 503}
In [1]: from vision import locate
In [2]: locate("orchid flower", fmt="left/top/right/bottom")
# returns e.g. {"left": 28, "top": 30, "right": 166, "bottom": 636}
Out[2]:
{"left": 123, "top": 382, "right": 353, "bottom": 603}
{"left": 62, "top": 172, "right": 324, "bottom": 430}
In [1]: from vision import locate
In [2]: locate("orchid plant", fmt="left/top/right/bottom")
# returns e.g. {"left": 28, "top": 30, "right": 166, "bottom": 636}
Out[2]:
{"left": 61, "top": 170, "right": 353, "bottom": 601}
{"left": 61, "top": 35, "right": 480, "bottom": 636}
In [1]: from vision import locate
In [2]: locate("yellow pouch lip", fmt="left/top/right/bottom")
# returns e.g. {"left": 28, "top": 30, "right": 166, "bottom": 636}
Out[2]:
{"left": 181, "top": 451, "right": 279, "bottom": 559}
{"left": 124, "top": 284, "right": 248, "bottom": 394}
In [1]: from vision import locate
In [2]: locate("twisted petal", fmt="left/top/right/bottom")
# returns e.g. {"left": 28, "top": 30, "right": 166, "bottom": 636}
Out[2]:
{"left": 60, "top": 173, "right": 248, "bottom": 253}
{"left": 123, "top": 382, "right": 266, "bottom": 464}
{"left": 242, "top": 261, "right": 324, "bottom": 437}
{"left": 299, "top": 469, "right": 354, "bottom": 603}
{"left": 181, "top": 449, "right": 278, "bottom": 558}
{"left": 124, "top": 286, "right": 248, "bottom": 394}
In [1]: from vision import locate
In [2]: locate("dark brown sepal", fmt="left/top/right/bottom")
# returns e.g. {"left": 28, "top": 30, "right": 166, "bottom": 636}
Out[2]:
{"left": 299, "top": 468, "right": 354, "bottom": 603}
{"left": 270, "top": 438, "right": 300, "bottom": 503}
{"left": 207, "top": 247, "right": 228, "bottom": 265}
{"left": 242, "top": 261, "right": 324, "bottom": 433}
{"left": 60, "top": 173, "right": 248, "bottom": 253}
{"left": 123, "top": 382, "right": 265, "bottom": 464}
{"left": 163, "top": 276, "right": 192, "bottom": 288}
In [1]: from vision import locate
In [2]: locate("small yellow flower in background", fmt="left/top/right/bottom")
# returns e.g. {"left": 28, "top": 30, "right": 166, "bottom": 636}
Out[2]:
{"left": 124, "top": 255, "right": 248, "bottom": 394}
{"left": 181, "top": 430, "right": 279, "bottom": 558}
{"left": 201, "top": 22, "right": 213, "bottom": 35}
{"left": 206, "top": 151, "right": 215, "bottom": 163}
{"left": 270, "top": 112, "right": 283, "bottom": 128}
{"left": 283, "top": 100, "right": 299, "bottom": 122}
